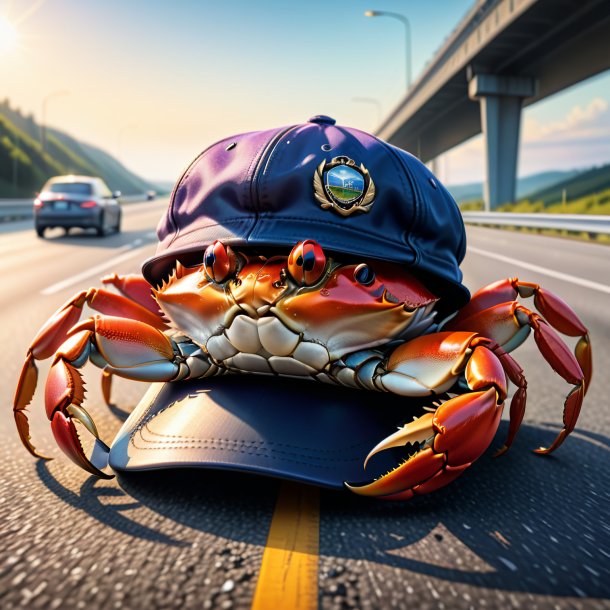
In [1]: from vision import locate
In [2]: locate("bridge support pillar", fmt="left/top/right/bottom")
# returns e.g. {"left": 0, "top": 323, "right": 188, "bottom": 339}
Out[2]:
{"left": 468, "top": 74, "right": 536, "bottom": 211}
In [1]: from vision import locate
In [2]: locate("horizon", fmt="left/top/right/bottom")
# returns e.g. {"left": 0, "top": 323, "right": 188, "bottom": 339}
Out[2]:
{"left": 1, "top": 0, "right": 609, "bottom": 185}
{"left": 2, "top": 95, "right": 607, "bottom": 190}
{"left": 445, "top": 164, "right": 604, "bottom": 189}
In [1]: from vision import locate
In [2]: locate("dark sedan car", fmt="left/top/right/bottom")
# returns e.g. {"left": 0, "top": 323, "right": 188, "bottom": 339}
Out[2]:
{"left": 34, "top": 175, "right": 122, "bottom": 237}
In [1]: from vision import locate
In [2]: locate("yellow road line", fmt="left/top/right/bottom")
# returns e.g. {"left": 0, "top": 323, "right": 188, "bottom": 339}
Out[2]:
{"left": 251, "top": 482, "right": 320, "bottom": 610}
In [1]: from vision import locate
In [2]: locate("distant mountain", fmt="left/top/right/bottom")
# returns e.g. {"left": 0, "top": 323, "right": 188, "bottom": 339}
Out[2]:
{"left": 517, "top": 170, "right": 584, "bottom": 200}
{"left": 524, "top": 163, "right": 610, "bottom": 206}
{"left": 448, "top": 169, "right": 583, "bottom": 203}
{"left": 0, "top": 99, "right": 156, "bottom": 197}
{"left": 151, "top": 180, "right": 175, "bottom": 195}
{"left": 446, "top": 181, "right": 482, "bottom": 203}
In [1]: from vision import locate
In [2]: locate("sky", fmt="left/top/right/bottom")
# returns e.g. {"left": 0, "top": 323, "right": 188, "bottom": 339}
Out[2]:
{"left": 328, "top": 167, "right": 365, "bottom": 191}
{"left": 1, "top": 0, "right": 609, "bottom": 186}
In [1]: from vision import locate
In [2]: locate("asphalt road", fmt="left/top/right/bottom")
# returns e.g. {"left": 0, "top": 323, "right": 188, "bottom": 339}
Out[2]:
{"left": 0, "top": 205, "right": 608, "bottom": 610}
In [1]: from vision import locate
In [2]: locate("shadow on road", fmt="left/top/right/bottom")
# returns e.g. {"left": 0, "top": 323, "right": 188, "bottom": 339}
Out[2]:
{"left": 106, "top": 401, "right": 132, "bottom": 422}
{"left": 35, "top": 460, "right": 189, "bottom": 546}
{"left": 36, "top": 422, "right": 609, "bottom": 599}
{"left": 317, "top": 422, "right": 609, "bottom": 598}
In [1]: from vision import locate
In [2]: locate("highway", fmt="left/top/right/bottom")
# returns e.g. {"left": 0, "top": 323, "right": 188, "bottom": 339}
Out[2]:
{"left": 0, "top": 199, "right": 608, "bottom": 610}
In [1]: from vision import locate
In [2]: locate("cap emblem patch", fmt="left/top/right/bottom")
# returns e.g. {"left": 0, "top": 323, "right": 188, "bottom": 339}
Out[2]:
{"left": 313, "top": 156, "right": 376, "bottom": 217}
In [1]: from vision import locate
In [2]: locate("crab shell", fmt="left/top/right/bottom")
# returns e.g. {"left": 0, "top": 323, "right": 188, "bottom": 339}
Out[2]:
{"left": 153, "top": 242, "right": 439, "bottom": 378}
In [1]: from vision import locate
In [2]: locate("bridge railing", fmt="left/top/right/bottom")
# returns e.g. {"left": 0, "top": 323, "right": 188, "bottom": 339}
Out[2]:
{"left": 461, "top": 211, "right": 610, "bottom": 235}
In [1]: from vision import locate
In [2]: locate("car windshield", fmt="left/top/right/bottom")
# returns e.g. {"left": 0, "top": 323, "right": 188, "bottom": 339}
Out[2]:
{"left": 47, "top": 182, "right": 93, "bottom": 195}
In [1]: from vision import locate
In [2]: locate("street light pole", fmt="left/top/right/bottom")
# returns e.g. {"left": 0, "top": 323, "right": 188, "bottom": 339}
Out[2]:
{"left": 41, "top": 90, "right": 69, "bottom": 154}
{"left": 364, "top": 10, "right": 412, "bottom": 91}
{"left": 9, "top": 135, "right": 18, "bottom": 194}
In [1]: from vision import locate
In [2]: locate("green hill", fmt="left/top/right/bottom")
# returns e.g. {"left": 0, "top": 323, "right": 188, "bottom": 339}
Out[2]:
{"left": 458, "top": 167, "right": 610, "bottom": 216}
{"left": 523, "top": 163, "right": 610, "bottom": 206}
{"left": 448, "top": 169, "right": 582, "bottom": 203}
{"left": 0, "top": 99, "right": 156, "bottom": 197}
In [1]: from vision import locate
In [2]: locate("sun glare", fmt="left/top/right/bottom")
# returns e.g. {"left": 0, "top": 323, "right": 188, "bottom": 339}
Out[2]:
{"left": 0, "top": 16, "right": 18, "bottom": 53}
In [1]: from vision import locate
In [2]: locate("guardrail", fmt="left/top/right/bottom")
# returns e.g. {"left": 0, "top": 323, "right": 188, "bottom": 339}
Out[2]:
{"left": 461, "top": 212, "right": 610, "bottom": 235}
{"left": 0, "top": 194, "right": 151, "bottom": 222}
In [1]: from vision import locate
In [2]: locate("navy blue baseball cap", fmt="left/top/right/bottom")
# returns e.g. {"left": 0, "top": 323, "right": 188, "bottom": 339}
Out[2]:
{"left": 142, "top": 115, "right": 469, "bottom": 310}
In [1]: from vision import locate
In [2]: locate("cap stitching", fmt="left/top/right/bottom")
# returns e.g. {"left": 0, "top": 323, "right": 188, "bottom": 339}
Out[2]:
{"left": 258, "top": 125, "right": 302, "bottom": 210}
{"left": 167, "top": 134, "right": 242, "bottom": 247}
{"left": 127, "top": 396, "right": 375, "bottom": 469}
{"left": 130, "top": 440, "right": 361, "bottom": 469}
{"left": 377, "top": 142, "right": 422, "bottom": 268}
{"left": 246, "top": 126, "right": 295, "bottom": 232}
{"left": 134, "top": 436, "right": 352, "bottom": 470}
{"left": 261, "top": 125, "right": 301, "bottom": 177}
{"left": 141, "top": 420, "right": 368, "bottom": 454}
{"left": 134, "top": 431, "right": 364, "bottom": 465}
{"left": 244, "top": 134, "right": 267, "bottom": 212}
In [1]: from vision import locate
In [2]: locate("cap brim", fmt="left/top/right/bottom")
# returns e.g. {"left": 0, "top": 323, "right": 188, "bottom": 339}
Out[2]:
{"left": 109, "top": 375, "right": 422, "bottom": 489}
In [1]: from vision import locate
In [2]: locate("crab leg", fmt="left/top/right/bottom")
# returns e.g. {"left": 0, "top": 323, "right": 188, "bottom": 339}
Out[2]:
{"left": 13, "top": 285, "right": 169, "bottom": 458}
{"left": 101, "top": 273, "right": 162, "bottom": 315}
{"left": 446, "top": 277, "right": 592, "bottom": 391}
{"left": 347, "top": 332, "right": 507, "bottom": 500}
{"left": 446, "top": 295, "right": 586, "bottom": 454}
{"left": 484, "top": 343, "right": 528, "bottom": 457}
{"left": 17, "top": 286, "right": 166, "bottom": 376}
{"left": 515, "top": 307, "right": 585, "bottom": 454}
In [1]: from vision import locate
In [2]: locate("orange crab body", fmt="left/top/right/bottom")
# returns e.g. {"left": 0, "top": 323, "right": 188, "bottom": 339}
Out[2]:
{"left": 13, "top": 240, "right": 592, "bottom": 499}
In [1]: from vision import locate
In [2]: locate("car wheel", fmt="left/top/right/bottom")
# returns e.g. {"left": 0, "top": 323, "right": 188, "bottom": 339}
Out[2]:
{"left": 96, "top": 212, "right": 106, "bottom": 237}
{"left": 114, "top": 211, "right": 122, "bottom": 234}
{"left": 35, "top": 225, "right": 45, "bottom": 238}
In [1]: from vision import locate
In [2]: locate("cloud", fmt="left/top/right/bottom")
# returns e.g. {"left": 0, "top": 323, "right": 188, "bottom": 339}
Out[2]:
{"left": 523, "top": 97, "right": 609, "bottom": 142}
{"left": 441, "top": 136, "right": 483, "bottom": 185}
{"left": 441, "top": 96, "right": 610, "bottom": 184}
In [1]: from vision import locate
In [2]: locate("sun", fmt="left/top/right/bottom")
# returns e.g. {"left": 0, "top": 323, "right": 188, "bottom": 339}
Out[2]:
{"left": 0, "top": 16, "right": 18, "bottom": 53}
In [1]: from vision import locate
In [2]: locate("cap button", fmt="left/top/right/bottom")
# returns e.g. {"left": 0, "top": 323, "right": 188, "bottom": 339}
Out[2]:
{"left": 308, "top": 115, "right": 336, "bottom": 126}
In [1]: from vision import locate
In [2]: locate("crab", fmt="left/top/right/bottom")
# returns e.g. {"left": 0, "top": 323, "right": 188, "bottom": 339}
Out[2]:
{"left": 13, "top": 239, "right": 592, "bottom": 499}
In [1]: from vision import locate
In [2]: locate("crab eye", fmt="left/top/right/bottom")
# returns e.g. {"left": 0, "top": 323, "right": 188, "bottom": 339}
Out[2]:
{"left": 203, "top": 240, "right": 237, "bottom": 283}
{"left": 287, "top": 240, "right": 326, "bottom": 286}
{"left": 354, "top": 263, "right": 375, "bottom": 286}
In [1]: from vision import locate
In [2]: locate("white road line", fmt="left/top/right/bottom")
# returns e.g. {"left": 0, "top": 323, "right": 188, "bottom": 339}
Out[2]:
{"left": 468, "top": 246, "right": 610, "bottom": 295}
{"left": 41, "top": 243, "right": 152, "bottom": 295}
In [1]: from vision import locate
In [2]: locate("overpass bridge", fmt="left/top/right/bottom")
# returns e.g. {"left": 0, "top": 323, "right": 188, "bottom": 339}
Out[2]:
{"left": 375, "top": 0, "right": 610, "bottom": 209}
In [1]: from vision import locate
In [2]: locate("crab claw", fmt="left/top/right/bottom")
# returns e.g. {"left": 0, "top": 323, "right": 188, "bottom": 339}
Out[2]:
{"left": 347, "top": 338, "right": 507, "bottom": 500}
{"left": 50, "top": 410, "right": 111, "bottom": 479}
{"left": 347, "top": 388, "right": 501, "bottom": 500}
{"left": 46, "top": 357, "right": 112, "bottom": 478}
{"left": 363, "top": 412, "right": 435, "bottom": 469}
